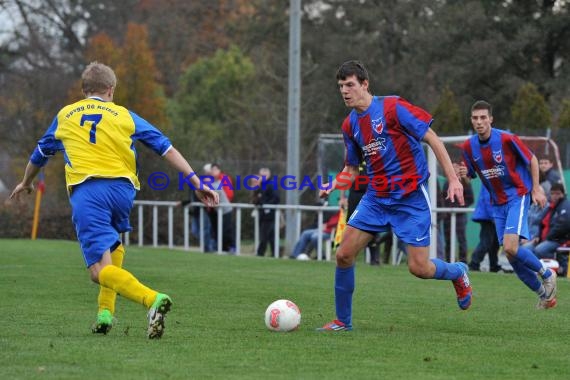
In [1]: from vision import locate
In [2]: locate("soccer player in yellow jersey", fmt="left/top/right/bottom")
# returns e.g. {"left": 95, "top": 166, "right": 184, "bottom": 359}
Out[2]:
{"left": 9, "top": 62, "right": 219, "bottom": 339}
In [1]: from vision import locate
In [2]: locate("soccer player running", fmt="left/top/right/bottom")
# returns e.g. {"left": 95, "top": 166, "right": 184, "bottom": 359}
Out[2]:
{"left": 460, "top": 100, "right": 557, "bottom": 309}
{"left": 9, "top": 62, "right": 219, "bottom": 338}
{"left": 318, "top": 60, "right": 472, "bottom": 331}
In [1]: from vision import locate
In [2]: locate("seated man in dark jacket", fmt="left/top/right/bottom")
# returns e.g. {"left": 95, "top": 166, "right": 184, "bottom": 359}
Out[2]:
{"left": 524, "top": 183, "right": 570, "bottom": 274}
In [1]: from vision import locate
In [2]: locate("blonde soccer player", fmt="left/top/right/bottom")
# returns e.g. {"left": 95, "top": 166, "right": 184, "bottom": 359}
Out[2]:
{"left": 10, "top": 62, "right": 218, "bottom": 338}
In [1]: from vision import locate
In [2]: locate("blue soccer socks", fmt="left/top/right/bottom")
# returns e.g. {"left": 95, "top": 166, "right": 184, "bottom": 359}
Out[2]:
{"left": 515, "top": 246, "right": 552, "bottom": 279}
{"left": 334, "top": 266, "right": 355, "bottom": 328}
{"left": 431, "top": 259, "right": 464, "bottom": 280}
{"left": 431, "top": 260, "right": 472, "bottom": 310}
{"left": 509, "top": 257, "right": 542, "bottom": 292}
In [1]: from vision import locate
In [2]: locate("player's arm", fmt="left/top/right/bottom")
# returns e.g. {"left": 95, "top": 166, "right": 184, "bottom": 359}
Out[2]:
{"left": 423, "top": 128, "right": 464, "bottom": 205}
{"left": 9, "top": 161, "right": 41, "bottom": 200}
{"left": 319, "top": 165, "right": 359, "bottom": 199}
{"left": 10, "top": 117, "right": 61, "bottom": 200}
{"left": 129, "top": 111, "right": 218, "bottom": 207}
{"left": 338, "top": 188, "right": 349, "bottom": 209}
{"left": 326, "top": 118, "right": 362, "bottom": 199}
{"left": 163, "top": 147, "right": 219, "bottom": 207}
{"left": 509, "top": 135, "right": 545, "bottom": 207}
{"left": 529, "top": 154, "right": 547, "bottom": 208}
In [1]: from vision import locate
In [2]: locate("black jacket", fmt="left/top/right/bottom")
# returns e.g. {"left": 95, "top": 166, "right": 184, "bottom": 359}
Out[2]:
{"left": 253, "top": 182, "right": 280, "bottom": 221}
{"left": 542, "top": 197, "right": 570, "bottom": 243}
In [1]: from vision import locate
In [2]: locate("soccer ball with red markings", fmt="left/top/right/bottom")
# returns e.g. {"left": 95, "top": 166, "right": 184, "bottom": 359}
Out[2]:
{"left": 264, "top": 299, "right": 301, "bottom": 332}
{"left": 540, "top": 258, "right": 560, "bottom": 274}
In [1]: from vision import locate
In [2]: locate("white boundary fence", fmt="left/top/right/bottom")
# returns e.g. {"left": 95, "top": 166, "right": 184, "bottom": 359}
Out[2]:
{"left": 125, "top": 201, "right": 344, "bottom": 261}
{"left": 124, "top": 200, "right": 471, "bottom": 264}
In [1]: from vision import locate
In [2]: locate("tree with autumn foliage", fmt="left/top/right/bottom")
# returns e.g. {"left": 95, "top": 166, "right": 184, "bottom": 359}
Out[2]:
{"left": 77, "top": 23, "right": 168, "bottom": 128}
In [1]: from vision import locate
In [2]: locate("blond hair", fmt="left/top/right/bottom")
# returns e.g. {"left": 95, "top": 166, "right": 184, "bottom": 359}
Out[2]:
{"left": 81, "top": 62, "right": 117, "bottom": 95}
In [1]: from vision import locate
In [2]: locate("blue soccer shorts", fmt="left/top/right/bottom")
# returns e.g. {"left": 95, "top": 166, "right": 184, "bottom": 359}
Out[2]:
{"left": 347, "top": 183, "right": 432, "bottom": 247}
{"left": 492, "top": 193, "right": 530, "bottom": 245}
{"left": 69, "top": 178, "right": 136, "bottom": 267}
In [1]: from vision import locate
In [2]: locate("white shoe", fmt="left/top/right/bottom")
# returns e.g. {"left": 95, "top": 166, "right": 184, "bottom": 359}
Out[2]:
{"left": 537, "top": 271, "right": 557, "bottom": 309}
{"left": 147, "top": 294, "right": 172, "bottom": 339}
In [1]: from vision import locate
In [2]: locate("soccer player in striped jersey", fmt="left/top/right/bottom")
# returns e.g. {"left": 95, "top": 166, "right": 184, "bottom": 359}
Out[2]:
{"left": 460, "top": 100, "right": 556, "bottom": 309}
{"left": 10, "top": 62, "right": 219, "bottom": 338}
{"left": 317, "top": 60, "right": 472, "bottom": 332}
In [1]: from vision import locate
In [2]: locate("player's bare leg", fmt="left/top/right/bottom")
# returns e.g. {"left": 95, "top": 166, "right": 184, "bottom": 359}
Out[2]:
{"left": 335, "top": 226, "right": 374, "bottom": 268}
{"left": 407, "top": 246, "right": 435, "bottom": 278}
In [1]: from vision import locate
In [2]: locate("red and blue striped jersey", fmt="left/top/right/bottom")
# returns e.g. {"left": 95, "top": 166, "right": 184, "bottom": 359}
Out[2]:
{"left": 342, "top": 96, "right": 431, "bottom": 198}
{"left": 461, "top": 128, "right": 533, "bottom": 205}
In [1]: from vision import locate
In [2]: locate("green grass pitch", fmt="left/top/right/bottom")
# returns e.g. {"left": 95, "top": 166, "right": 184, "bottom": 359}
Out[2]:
{"left": 1, "top": 239, "right": 569, "bottom": 379}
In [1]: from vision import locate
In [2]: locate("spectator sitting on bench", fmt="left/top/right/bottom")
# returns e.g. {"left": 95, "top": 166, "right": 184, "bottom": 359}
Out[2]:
{"left": 290, "top": 211, "right": 340, "bottom": 260}
{"left": 523, "top": 183, "right": 570, "bottom": 274}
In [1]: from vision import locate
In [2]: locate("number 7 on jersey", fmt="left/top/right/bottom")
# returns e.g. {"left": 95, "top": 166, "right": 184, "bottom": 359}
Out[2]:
{"left": 80, "top": 113, "right": 103, "bottom": 144}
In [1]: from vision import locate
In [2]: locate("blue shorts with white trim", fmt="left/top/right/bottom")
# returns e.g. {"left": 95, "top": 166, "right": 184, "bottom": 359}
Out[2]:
{"left": 347, "top": 183, "right": 432, "bottom": 247}
{"left": 491, "top": 193, "right": 530, "bottom": 245}
{"left": 69, "top": 178, "right": 136, "bottom": 267}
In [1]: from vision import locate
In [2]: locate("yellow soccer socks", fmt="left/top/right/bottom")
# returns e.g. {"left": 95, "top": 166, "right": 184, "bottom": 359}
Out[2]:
{"left": 98, "top": 264, "right": 158, "bottom": 309}
{"left": 97, "top": 244, "right": 125, "bottom": 314}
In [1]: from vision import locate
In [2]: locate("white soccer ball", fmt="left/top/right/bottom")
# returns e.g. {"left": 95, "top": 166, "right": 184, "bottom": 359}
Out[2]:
{"left": 540, "top": 258, "right": 560, "bottom": 273}
{"left": 296, "top": 253, "right": 310, "bottom": 261}
{"left": 264, "top": 299, "right": 301, "bottom": 332}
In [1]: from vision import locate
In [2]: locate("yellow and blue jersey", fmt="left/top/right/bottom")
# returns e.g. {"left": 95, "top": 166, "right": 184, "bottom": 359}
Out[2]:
{"left": 30, "top": 97, "right": 172, "bottom": 192}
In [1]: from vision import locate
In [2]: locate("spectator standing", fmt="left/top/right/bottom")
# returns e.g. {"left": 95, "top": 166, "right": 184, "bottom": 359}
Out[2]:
{"left": 253, "top": 168, "right": 280, "bottom": 257}
{"left": 441, "top": 163, "right": 474, "bottom": 263}
{"left": 209, "top": 163, "right": 236, "bottom": 252}
{"left": 178, "top": 165, "right": 215, "bottom": 252}
{"left": 468, "top": 186, "right": 501, "bottom": 272}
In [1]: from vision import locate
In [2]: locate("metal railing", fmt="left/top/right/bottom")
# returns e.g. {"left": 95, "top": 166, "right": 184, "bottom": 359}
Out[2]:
{"left": 125, "top": 200, "right": 474, "bottom": 263}
{"left": 434, "top": 207, "right": 475, "bottom": 262}
{"left": 125, "top": 201, "right": 340, "bottom": 260}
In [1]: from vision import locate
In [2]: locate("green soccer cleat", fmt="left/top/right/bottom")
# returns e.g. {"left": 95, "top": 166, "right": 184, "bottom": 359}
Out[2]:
{"left": 147, "top": 293, "right": 173, "bottom": 339}
{"left": 91, "top": 309, "right": 114, "bottom": 335}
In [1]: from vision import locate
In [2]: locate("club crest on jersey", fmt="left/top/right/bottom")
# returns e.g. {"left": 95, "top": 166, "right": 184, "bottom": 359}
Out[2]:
{"left": 493, "top": 150, "right": 503, "bottom": 163}
{"left": 371, "top": 117, "right": 384, "bottom": 134}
